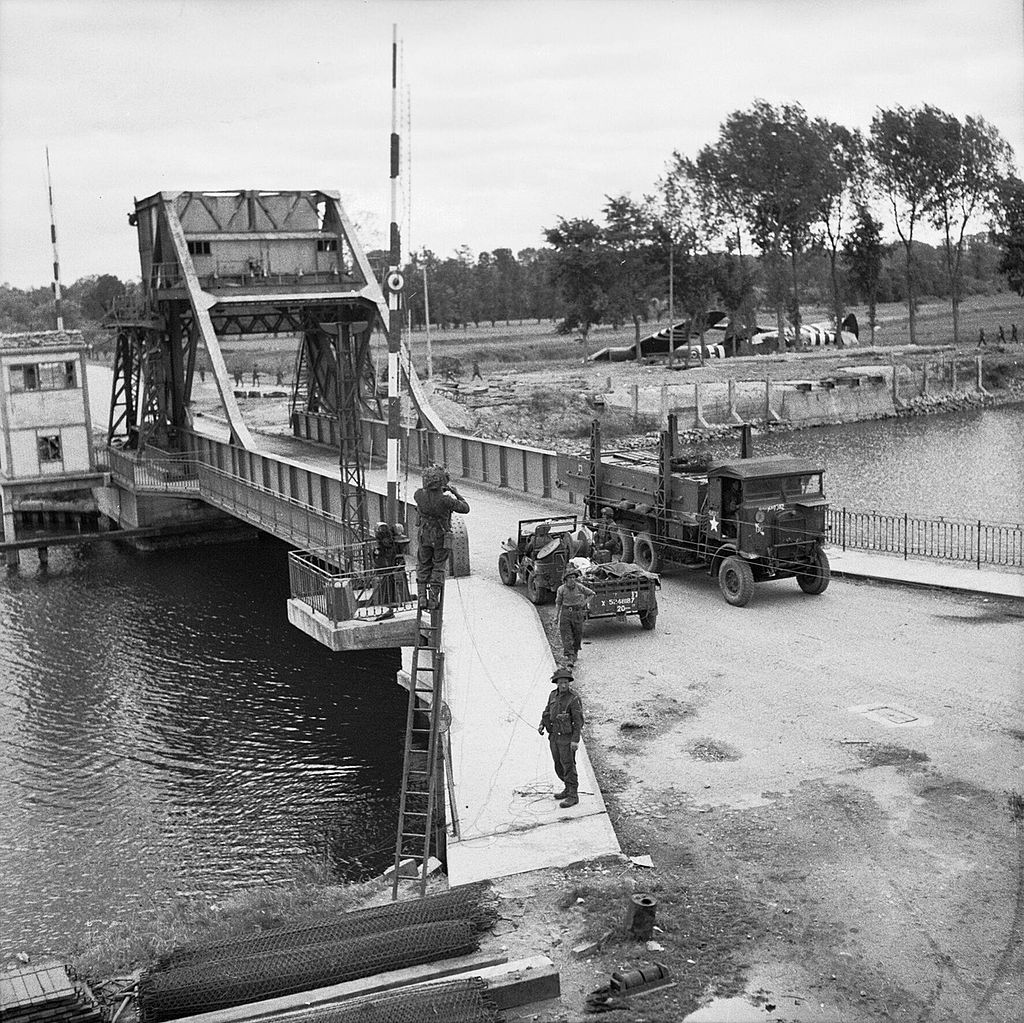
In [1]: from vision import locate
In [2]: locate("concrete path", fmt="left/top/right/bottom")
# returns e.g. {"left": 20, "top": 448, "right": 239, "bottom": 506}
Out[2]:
{"left": 440, "top": 575, "right": 619, "bottom": 884}
{"left": 827, "top": 546, "right": 1024, "bottom": 599}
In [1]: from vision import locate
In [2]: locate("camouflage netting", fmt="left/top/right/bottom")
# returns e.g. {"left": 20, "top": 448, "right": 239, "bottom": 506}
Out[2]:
{"left": 278, "top": 979, "right": 501, "bottom": 1023}
{"left": 151, "top": 883, "right": 497, "bottom": 973}
{"left": 138, "top": 920, "right": 478, "bottom": 1023}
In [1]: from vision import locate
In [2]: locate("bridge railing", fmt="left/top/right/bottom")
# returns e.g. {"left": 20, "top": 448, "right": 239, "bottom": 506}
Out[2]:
{"left": 196, "top": 463, "right": 361, "bottom": 549}
{"left": 100, "top": 447, "right": 201, "bottom": 495}
{"left": 288, "top": 542, "right": 418, "bottom": 624}
{"left": 828, "top": 508, "right": 1024, "bottom": 570}
{"left": 362, "top": 419, "right": 557, "bottom": 499}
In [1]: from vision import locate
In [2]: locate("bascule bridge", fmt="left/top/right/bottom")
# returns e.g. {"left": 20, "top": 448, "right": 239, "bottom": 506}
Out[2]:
{"left": 107, "top": 189, "right": 398, "bottom": 536}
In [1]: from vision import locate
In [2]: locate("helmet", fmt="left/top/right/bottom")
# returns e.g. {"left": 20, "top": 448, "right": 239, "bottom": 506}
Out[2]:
{"left": 563, "top": 565, "right": 581, "bottom": 579}
{"left": 551, "top": 665, "right": 574, "bottom": 682}
{"left": 534, "top": 521, "right": 551, "bottom": 536}
{"left": 422, "top": 465, "right": 448, "bottom": 490}
{"left": 601, "top": 506, "right": 615, "bottom": 518}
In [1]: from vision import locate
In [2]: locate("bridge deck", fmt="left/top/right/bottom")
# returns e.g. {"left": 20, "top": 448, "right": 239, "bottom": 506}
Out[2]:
{"left": 191, "top": 420, "right": 622, "bottom": 883}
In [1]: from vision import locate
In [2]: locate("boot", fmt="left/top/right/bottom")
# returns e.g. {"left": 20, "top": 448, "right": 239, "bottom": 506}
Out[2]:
{"left": 553, "top": 788, "right": 569, "bottom": 800}
{"left": 427, "top": 585, "right": 441, "bottom": 611}
{"left": 417, "top": 583, "right": 429, "bottom": 610}
{"left": 559, "top": 792, "right": 579, "bottom": 808}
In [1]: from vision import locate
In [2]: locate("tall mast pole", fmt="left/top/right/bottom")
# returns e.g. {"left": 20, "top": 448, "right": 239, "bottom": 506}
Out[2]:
{"left": 45, "top": 147, "right": 64, "bottom": 331}
{"left": 423, "top": 266, "right": 433, "bottom": 381}
{"left": 385, "top": 23, "right": 404, "bottom": 523}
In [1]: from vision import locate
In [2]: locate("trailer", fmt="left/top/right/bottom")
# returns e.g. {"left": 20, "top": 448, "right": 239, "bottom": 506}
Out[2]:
{"left": 557, "top": 418, "right": 831, "bottom": 607}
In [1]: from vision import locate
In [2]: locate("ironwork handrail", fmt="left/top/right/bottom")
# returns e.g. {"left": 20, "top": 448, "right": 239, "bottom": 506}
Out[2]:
{"left": 828, "top": 508, "right": 1023, "bottom": 570}
{"left": 102, "top": 447, "right": 200, "bottom": 494}
{"left": 288, "top": 542, "right": 417, "bottom": 624}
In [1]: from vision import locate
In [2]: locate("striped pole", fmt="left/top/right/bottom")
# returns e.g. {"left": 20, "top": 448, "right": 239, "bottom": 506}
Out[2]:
{"left": 45, "top": 147, "right": 64, "bottom": 331}
{"left": 385, "top": 23, "right": 403, "bottom": 523}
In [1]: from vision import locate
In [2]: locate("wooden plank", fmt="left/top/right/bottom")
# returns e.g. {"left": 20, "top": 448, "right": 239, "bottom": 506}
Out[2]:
{"left": 162, "top": 951, "right": 509, "bottom": 1023}
{"left": 423, "top": 955, "right": 560, "bottom": 1010}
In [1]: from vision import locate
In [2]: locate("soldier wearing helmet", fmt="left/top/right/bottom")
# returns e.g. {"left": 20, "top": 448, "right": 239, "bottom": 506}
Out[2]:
{"left": 537, "top": 665, "right": 584, "bottom": 808}
{"left": 592, "top": 506, "right": 622, "bottom": 561}
{"left": 554, "top": 565, "right": 594, "bottom": 668}
{"left": 413, "top": 465, "right": 470, "bottom": 610}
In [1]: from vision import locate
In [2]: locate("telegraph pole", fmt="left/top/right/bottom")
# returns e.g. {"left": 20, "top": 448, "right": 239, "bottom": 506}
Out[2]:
{"left": 423, "top": 266, "right": 433, "bottom": 381}
{"left": 385, "top": 24, "right": 404, "bottom": 523}
{"left": 45, "top": 147, "right": 64, "bottom": 331}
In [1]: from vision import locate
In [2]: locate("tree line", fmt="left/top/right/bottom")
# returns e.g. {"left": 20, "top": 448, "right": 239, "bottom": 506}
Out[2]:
{"left": 3, "top": 101, "right": 1021, "bottom": 346}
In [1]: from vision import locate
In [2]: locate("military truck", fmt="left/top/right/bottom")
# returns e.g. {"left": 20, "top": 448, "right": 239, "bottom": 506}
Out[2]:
{"left": 557, "top": 419, "right": 831, "bottom": 607}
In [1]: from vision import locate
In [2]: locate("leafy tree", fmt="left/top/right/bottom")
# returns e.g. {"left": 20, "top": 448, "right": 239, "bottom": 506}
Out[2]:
{"left": 843, "top": 205, "right": 884, "bottom": 342}
{"left": 602, "top": 194, "right": 659, "bottom": 344}
{"left": 924, "top": 113, "right": 1014, "bottom": 342}
{"left": 543, "top": 217, "right": 608, "bottom": 358}
{"left": 813, "top": 122, "right": 866, "bottom": 335}
{"left": 992, "top": 174, "right": 1024, "bottom": 296}
{"left": 705, "top": 101, "right": 828, "bottom": 348}
{"left": 869, "top": 105, "right": 948, "bottom": 344}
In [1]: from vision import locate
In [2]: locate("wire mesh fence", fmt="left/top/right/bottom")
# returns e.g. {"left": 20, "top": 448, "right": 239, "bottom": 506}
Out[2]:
{"left": 279, "top": 978, "right": 501, "bottom": 1023}
{"left": 150, "top": 882, "right": 497, "bottom": 973}
{"left": 138, "top": 920, "right": 480, "bottom": 1023}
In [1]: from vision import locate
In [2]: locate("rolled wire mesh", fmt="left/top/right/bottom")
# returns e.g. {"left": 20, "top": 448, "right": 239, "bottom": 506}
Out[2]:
{"left": 151, "top": 883, "right": 497, "bottom": 973}
{"left": 138, "top": 919, "right": 478, "bottom": 1023}
{"left": 280, "top": 978, "right": 501, "bottom": 1023}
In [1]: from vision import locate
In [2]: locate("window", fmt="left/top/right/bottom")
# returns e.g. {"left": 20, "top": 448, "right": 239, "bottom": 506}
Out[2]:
{"left": 187, "top": 240, "right": 212, "bottom": 255}
{"left": 317, "top": 238, "right": 338, "bottom": 252}
{"left": 37, "top": 435, "right": 62, "bottom": 463}
{"left": 10, "top": 361, "right": 77, "bottom": 391}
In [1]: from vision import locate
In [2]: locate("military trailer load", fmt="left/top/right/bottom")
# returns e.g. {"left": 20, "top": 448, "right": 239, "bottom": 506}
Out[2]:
{"left": 557, "top": 420, "right": 831, "bottom": 607}
{"left": 499, "top": 515, "right": 659, "bottom": 628}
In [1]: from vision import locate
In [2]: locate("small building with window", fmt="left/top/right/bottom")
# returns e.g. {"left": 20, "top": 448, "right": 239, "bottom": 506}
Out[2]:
{"left": 0, "top": 330, "right": 95, "bottom": 480}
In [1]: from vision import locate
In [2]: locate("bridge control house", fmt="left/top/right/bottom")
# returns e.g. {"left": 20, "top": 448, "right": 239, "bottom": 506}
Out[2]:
{"left": 0, "top": 330, "right": 101, "bottom": 563}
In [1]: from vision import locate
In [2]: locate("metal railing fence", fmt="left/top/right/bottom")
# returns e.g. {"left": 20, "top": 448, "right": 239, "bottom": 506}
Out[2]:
{"left": 289, "top": 543, "right": 418, "bottom": 624}
{"left": 197, "top": 463, "right": 360, "bottom": 550}
{"left": 101, "top": 447, "right": 201, "bottom": 495}
{"left": 828, "top": 508, "right": 1024, "bottom": 570}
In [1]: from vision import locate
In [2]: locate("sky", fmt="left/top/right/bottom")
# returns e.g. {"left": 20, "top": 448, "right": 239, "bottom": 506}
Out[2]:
{"left": 1, "top": 0, "right": 1022, "bottom": 289}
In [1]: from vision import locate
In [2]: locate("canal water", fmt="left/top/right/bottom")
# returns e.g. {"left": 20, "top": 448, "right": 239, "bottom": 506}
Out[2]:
{"left": 1, "top": 403, "right": 1021, "bottom": 957}
{"left": 0, "top": 537, "right": 406, "bottom": 955}
{"left": 752, "top": 403, "right": 1024, "bottom": 524}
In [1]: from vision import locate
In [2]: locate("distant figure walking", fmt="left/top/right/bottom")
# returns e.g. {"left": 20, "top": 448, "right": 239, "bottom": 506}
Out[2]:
{"left": 1012, "top": 324, "right": 1020, "bottom": 344}
{"left": 978, "top": 328, "right": 986, "bottom": 347}
{"left": 234, "top": 367, "right": 244, "bottom": 387}
{"left": 276, "top": 367, "right": 284, "bottom": 386}
{"left": 998, "top": 325, "right": 1006, "bottom": 344}
{"left": 252, "top": 362, "right": 261, "bottom": 386}
{"left": 198, "top": 366, "right": 206, "bottom": 383}
{"left": 472, "top": 360, "right": 482, "bottom": 381}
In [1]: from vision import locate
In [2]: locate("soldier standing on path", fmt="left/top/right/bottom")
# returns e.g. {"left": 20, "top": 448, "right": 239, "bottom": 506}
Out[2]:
{"left": 413, "top": 465, "right": 470, "bottom": 610}
{"left": 538, "top": 666, "right": 584, "bottom": 808}
{"left": 554, "top": 565, "right": 594, "bottom": 668}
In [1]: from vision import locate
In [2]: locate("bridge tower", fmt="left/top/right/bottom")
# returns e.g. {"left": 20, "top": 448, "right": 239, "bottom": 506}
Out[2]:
{"left": 111, "top": 189, "right": 389, "bottom": 536}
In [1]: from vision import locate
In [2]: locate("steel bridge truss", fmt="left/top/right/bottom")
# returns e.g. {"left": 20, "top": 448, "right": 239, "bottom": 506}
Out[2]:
{"left": 108, "top": 190, "right": 392, "bottom": 534}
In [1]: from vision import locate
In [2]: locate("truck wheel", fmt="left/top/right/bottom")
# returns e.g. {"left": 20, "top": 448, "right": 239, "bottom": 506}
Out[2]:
{"left": 639, "top": 608, "right": 658, "bottom": 630}
{"left": 633, "top": 531, "right": 662, "bottom": 573}
{"left": 526, "top": 571, "right": 548, "bottom": 605}
{"left": 498, "top": 552, "right": 518, "bottom": 586}
{"left": 718, "top": 556, "right": 754, "bottom": 607}
{"left": 797, "top": 548, "right": 831, "bottom": 595}
{"left": 617, "top": 528, "right": 634, "bottom": 563}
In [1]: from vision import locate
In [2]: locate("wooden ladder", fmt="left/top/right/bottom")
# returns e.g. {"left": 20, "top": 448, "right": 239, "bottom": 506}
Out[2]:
{"left": 392, "top": 586, "right": 446, "bottom": 899}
